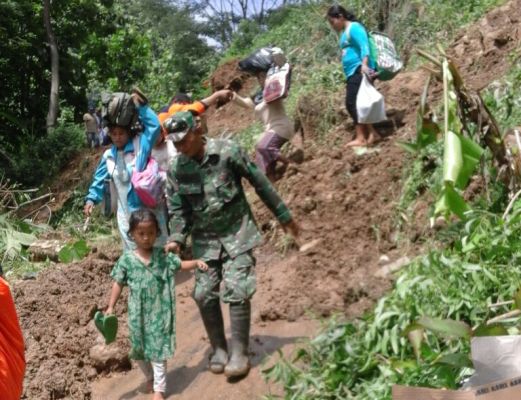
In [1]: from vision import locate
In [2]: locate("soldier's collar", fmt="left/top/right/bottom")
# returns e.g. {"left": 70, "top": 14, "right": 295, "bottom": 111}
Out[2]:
{"left": 178, "top": 136, "right": 218, "bottom": 165}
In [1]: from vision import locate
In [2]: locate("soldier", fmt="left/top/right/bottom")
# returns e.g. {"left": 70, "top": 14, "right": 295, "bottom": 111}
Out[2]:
{"left": 164, "top": 111, "right": 299, "bottom": 378}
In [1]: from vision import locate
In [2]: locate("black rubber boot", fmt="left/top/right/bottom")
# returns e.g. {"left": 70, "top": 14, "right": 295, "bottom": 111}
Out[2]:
{"left": 199, "top": 300, "right": 228, "bottom": 374}
{"left": 224, "top": 301, "right": 251, "bottom": 378}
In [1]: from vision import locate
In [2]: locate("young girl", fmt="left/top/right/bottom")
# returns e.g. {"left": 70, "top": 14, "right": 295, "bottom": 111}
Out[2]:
{"left": 105, "top": 209, "right": 208, "bottom": 399}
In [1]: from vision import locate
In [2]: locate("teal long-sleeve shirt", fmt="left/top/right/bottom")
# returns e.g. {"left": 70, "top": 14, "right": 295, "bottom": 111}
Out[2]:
{"left": 339, "top": 22, "right": 375, "bottom": 78}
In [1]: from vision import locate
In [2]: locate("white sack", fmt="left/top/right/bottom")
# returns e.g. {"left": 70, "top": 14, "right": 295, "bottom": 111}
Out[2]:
{"left": 464, "top": 336, "right": 521, "bottom": 388}
{"left": 356, "top": 74, "right": 386, "bottom": 124}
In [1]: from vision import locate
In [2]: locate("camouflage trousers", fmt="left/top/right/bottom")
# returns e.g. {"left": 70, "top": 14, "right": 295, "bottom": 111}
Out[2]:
{"left": 193, "top": 249, "right": 256, "bottom": 306}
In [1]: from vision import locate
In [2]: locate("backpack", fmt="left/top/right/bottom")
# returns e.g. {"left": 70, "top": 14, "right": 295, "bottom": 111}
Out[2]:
{"left": 368, "top": 32, "right": 403, "bottom": 81}
{"left": 263, "top": 62, "right": 292, "bottom": 103}
{"left": 345, "top": 26, "right": 402, "bottom": 81}
{"left": 101, "top": 92, "right": 138, "bottom": 128}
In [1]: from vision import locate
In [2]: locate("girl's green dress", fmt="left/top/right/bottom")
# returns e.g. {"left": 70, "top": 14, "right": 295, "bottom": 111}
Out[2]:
{"left": 111, "top": 247, "right": 181, "bottom": 361}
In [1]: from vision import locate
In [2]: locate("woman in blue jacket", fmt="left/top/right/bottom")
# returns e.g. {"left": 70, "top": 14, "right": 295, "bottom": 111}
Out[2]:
{"left": 84, "top": 91, "right": 167, "bottom": 249}
{"left": 327, "top": 5, "right": 381, "bottom": 147}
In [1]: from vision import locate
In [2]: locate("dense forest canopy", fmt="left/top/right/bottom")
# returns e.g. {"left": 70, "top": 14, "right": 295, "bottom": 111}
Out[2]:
{"left": 0, "top": 0, "right": 306, "bottom": 185}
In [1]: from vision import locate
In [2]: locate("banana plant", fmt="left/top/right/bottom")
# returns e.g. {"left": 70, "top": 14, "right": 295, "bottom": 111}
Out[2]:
{"left": 434, "top": 59, "right": 484, "bottom": 219}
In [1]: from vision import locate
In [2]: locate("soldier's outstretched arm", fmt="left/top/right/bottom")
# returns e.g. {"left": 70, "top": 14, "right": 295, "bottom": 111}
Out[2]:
{"left": 229, "top": 143, "right": 293, "bottom": 226}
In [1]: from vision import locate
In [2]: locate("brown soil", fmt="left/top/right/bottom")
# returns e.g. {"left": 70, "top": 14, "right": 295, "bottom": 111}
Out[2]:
{"left": 11, "top": 1, "right": 521, "bottom": 398}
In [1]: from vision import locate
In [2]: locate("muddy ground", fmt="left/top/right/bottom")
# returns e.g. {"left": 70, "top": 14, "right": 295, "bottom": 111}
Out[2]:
{"left": 12, "top": 1, "right": 521, "bottom": 398}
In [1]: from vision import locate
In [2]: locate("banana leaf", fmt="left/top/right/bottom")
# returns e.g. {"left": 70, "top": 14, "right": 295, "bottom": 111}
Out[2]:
{"left": 435, "top": 182, "right": 470, "bottom": 219}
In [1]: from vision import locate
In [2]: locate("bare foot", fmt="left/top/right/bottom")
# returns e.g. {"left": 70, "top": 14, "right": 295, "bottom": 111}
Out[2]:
{"left": 152, "top": 392, "right": 165, "bottom": 400}
{"left": 345, "top": 138, "right": 367, "bottom": 147}
{"left": 367, "top": 132, "right": 382, "bottom": 146}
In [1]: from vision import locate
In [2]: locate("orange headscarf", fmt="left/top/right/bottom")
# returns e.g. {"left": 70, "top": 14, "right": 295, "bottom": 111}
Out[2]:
{"left": 0, "top": 277, "right": 25, "bottom": 400}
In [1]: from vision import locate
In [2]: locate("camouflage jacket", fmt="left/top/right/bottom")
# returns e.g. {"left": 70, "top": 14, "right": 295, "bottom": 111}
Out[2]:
{"left": 167, "top": 138, "right": 292, "bottom": 260}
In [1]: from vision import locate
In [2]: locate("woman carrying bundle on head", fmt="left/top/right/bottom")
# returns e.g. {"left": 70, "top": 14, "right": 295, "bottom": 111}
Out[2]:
{"left": 83, "top": 89, "right": 168, "bottom": 250}
{"left": 230, "top": 48, "right": 295, "bottom": 182}
{"left": 327, "top": 5, "right": 382, "bottom": 147}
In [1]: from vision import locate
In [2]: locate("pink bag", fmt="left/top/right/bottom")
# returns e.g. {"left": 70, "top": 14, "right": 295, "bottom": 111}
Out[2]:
{"left": 131, "top": 158, "right": 164, "bottom": 208}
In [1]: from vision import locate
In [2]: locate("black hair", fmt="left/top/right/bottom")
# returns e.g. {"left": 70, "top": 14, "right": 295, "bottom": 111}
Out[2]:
{"left": 326, "top": 5, "right": 358, "bottom": 22}
{"left": 127, "top": 209, "right": 159, "bottom": 237}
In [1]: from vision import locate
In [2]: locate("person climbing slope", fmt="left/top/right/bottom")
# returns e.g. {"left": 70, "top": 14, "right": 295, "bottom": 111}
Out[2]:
{"left": 327, "top": 5, "right": 382, "bottom": 147}
{"left": 104, "top": 209, "right": 208, "bottom": 399}
{"left": 163, "top": 111, "right": 299, "bottom": 378}
{"left": 230, "top": 68, "right": 294, "bottom": 182}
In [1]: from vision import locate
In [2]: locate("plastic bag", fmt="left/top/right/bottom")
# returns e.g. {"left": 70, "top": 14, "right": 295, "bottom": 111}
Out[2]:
{"left": 131, "top": 158, "right": 164, "bottom": 208}
{"left": 356, "top": 74, "right": 386, "bottom": 124}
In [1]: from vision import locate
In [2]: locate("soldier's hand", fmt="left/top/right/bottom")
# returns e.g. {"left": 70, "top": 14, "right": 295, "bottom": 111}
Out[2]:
{"left": 217, "top": 89, "right": 233, "bottom": 103}
{"left": 164, "top": 241, "right": 181, "bottom": 255}
{"left": 195, "top": 260, "right": 208, "bottom": 271}
{"left": 282, "top": 219, "right": 300, "bottom": 239}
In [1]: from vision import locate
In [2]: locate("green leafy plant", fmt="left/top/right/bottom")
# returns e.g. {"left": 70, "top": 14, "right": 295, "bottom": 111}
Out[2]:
{"left": 58, "top": 239, "right": 90, "bottom": 263}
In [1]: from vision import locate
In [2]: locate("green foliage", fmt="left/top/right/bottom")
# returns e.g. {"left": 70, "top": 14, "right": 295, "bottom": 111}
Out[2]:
{"left": 0, "top": 214, "right": 38, "bottom": 261}
{"left": 397, "top": 140, "right": 444, "bottom": 219}
{"left": 58, "top": 239, "right": 90, "bottom": 263}
{"left": 233, "top": 122, "right": 264, "bottom": 152}
{"left": 7, "top": 119, "right": 84, "bottom": 186}
{"left": 0, "top": 212, "right": 46, "bottom": 276}
{"left": 264, "top": 206, "right": 521, "bottom": 399}
{"left": 382, "top": 0, "right": 505, "bottom": 54}
{"left": 483, "top": 54, "right": 521, "bottom": 132}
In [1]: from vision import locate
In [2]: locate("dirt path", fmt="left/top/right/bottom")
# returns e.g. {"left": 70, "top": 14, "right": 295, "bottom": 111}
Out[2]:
{"left": 91, "top": 268, "right": 317, "bottom": 400}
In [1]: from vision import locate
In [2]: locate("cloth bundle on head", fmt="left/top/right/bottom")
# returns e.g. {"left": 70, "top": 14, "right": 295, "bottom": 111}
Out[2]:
{"left": 100, "top": 92, "right": 138, "bottom": 129}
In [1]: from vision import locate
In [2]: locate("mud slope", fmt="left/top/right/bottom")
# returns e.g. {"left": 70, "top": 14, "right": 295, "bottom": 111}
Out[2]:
{"left": 230, "top": 0, "right": 521, "bottom": 321}
{"left": 12, "top": 1, "right": 521, "bottom": 398}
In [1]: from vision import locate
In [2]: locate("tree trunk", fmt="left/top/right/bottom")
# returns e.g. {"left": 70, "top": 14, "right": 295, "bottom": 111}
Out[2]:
{"left": 43, "top": 0, "right": 59, "bottom": 133}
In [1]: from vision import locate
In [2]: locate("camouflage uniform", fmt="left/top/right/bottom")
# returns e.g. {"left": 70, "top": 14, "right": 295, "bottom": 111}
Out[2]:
{"left": 167, "top": 137, "right": 291, "bottom": 305}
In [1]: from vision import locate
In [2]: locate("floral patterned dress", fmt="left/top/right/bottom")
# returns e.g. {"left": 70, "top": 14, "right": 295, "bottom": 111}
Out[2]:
{"left": 111, "top": 248, "right": 181, "bottom": 361}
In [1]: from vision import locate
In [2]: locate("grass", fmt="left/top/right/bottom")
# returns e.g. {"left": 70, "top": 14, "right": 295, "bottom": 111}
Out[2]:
{"left": 482, "top": 52, "right": 521, "bottom": 132}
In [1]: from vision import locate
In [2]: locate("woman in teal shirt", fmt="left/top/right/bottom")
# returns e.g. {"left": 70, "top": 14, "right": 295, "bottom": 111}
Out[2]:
{"left": 327, "top": 5, "right": 381, "bottom": 147}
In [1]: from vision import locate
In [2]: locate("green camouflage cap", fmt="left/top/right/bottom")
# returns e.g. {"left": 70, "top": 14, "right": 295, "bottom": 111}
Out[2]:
{"left": 163, "top": 111, "right": 195, "bottom": 143}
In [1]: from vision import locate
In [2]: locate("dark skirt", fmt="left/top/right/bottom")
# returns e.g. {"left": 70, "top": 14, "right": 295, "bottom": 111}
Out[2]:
{"left": 255, "top": 130, "right": 288, "bottom": 173}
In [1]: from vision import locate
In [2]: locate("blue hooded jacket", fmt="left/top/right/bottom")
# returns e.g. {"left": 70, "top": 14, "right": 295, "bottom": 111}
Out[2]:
{"left": 85, "top": 104, "right": 160, "bottom": 212}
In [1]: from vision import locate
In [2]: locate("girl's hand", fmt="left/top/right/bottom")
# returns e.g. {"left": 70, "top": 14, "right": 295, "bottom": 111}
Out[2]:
{"left": 195, "top": 260, "right": 209, "bottom": 271}
{"left": 105, "top": 306, "right": 114, "bottom": 315}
